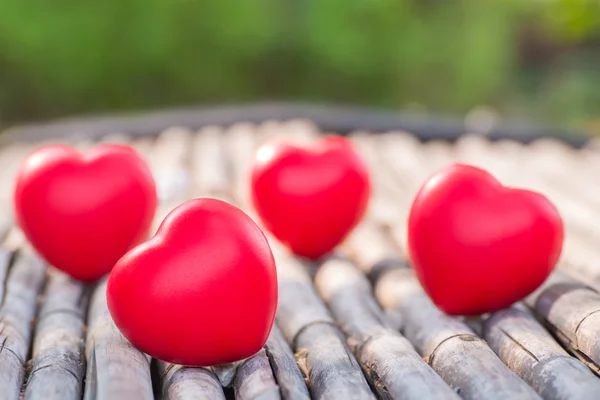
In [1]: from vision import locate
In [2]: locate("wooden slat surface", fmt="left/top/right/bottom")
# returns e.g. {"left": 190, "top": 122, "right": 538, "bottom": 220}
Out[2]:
{"left": 24, "top": 270, "right": 88, "bottom": 400}
{"left": 0, "top": 120, "right": 598, "bottom": 399}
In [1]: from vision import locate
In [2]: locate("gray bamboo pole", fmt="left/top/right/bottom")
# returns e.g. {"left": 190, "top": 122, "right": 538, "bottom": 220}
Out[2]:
{"left": 227, "top": 124, "right": 376, "bottom": 398}
{"left": 348, "top": 217, "right": 541, "bottom": 400}
{"left": 265, "top": 325, "right": 311, "bottom": 400}
{"left": 484, "top": 306, "right": 600, "bottom": 400}
{"left": 373, "top": 262, "right": 541, "bottom": 400}
{"left": 157, "top": 361, "right": 226, "bottom": 400}
{"left": 222, "top": 124, "right": 314, "bottom": 400}
{"left": 23, "top": 269, "right": 89, "bottom": 400}
{"left": 315, "top": 256, "right": 459, "bottom": 399}
{"left": 524, "top": 270, "right": 600, "bottom": 374}
{"left": 0, "top": 250, "right": 46, "bottom": 400}
{"left": 223, "top": 122, "right": 257, "bottom": 206}
{"left": 190, "top": 125, "right": 231, "bottom": 199}
{"left": 83, "top": 279, "right": 154, "bottom": 400}
{"left": 234, "top": 348, "right": 281, "bottom": 400}
{"left": 272, "top": 243, "right": 376, "bottom": 400}
{"left": 148, "top": 127, "right": 193, "bottom": 233}
{"left": 343, "top": 223, "right": 408, "bottom": 331}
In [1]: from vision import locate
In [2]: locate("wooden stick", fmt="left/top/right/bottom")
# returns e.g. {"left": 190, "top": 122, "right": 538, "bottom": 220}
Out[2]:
{"left": 368, "top": 246, "right": 541, "bottom": 399}
{"left": 147, "top": 128, "right": 193, "bottom": 233}
{"left": 222, "top": 126, "right": 314, "bottom": 399}
{"left": 234, "top": 348, "right": 281, "bottom": 400}
{"left": 190, "top": 125, "right": 231, "bottom": 199}
{"left": 153, "top": 126, "right": 192, "bottom": 199}
{"left": 157, "top": 361, "right": 226, "bottom": 400}
{"left": 151, "top": 125, "right": 286, "bottom": 400}
{"left": 272, "top": 244, "right": 376, "bottom": 400}
{"left": 524, "top": 270, "right": 600, "bottom": 374}
{"left": 210, "top": 362, "right": 240, "bottom": 388}
{"left": 265, "top": 324, "right": 311, "bottom": 400}
{"left": 223, "top": 123, "right": 257, "bottom": 206}
{"left": 227, "top": 124, "right": 374, "bottom": 398}
{"left": 315, "top": 256, "right": 460, "bottom": 399}
{"left": 0, "top": 250, "right": 46, "bottom": 400}
{"left": 343, "top": 223, "right": 408, "bottom": 331}
{"left": 83, "top": 279, "right": 153, "bottom": 400}
{"left": 484, "top": 306, "right": 600, "bottom": 400}
{"left": 24, "top": 269, "right": 89, "bottom": 400}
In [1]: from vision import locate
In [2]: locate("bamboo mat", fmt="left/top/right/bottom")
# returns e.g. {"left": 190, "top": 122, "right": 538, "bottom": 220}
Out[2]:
{"left": 1, "top": 120, "right": 600, "bottom": 400}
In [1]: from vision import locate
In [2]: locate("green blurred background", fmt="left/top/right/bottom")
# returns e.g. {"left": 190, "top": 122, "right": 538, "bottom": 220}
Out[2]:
{"left": 1, "top": 0, "right": 599, "bottom": 133}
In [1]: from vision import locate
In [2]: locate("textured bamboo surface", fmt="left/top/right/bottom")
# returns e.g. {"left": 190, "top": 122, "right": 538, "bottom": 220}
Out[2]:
{"left": 24, "top": 269, "right": 88, "bottom": 400}
{"left": 315, "top": 256, "right": 460, "bottom": 399}
{"left": 484, "top": 307, "right": 600, "bottom": 400}
{"left": 0, "top": 120, "right": 599, "bottom": 399}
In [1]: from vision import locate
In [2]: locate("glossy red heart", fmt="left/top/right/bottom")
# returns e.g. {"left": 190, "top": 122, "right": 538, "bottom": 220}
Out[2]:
{"left": 14, "top": 145, "right": 157, "bottom": 282}
{"left": 408, "top": 163, "right": 563, "bottom": 315}
{"left": 251, "top": 136, "right": 371, "bottom": 259}
{"left": 107, "top": 198, "right": 278, "bottom": 366}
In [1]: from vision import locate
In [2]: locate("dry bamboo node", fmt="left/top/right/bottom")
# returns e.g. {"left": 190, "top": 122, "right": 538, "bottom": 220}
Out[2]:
{"left": 234, "top": 348, "right": 281, "bottom": 400}
{"left": 265, "top": 324, "right": 311, "bottom": 400}
{"left": 484, "top": 306, "right": 600, "bottom": 400}
{"left": 315, "top": 256, "right": 460, "bottom": 399}
{"left": 271, "top": 244, "right": 375, "bottom": 400}
{"left": 23, "top": 269, "right": 89, "bottom": 400}
{"left": 83, "top": 279, "right": 153, "bottom": 400}
{"left": 157, "top": 361, "right": 226, "bottom": 400}
{"left": 524, "top": 270, "right": 600, "bottom": 374}
{"left": 369, "top": 250, "right": 541, "bottom": 399}
{"left": 0, "top": 250, "right": 46, "bottom": 400}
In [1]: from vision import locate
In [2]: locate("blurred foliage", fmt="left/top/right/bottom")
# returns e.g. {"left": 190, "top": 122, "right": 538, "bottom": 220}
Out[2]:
{"left": 0, "top": 0, "right": 599, "bottom": 129}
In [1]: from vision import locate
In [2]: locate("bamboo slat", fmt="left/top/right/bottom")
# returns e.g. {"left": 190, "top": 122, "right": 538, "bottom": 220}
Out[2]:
{"left": 24, "top": 270, "right": 88, "bottom": 400}
{"left": 524, "top": 271, "right": 600, "bottom": 374}
{"left": 315, "top": 256, "right": 460, "bottom": 399}
{"left": 191, "top": 125, "right": 231, "bottom": 199}
{"left": 83, "top": 280, "right": 153, "bottom": 400}
{"left": 349, "top": 220, "right": 542, "bottom": 400}
{"left": 3, "top": 119, "right": 600, "bottom": 400}
{"left": 157, "top": 362, "right": 226, "bottom": 400}
{"left": 373, "top": 264, "right": 541, "bottom": 400}
{"left": 0, "top": 250, "right": 46, "bottom": 400}
{"left": 234, "top": 349, "right": 281, "bottom": 400}
{"left": 224, "top": 123, "right": 257, "bottom": 205}
{"left": 272, "top": 244, "right": 375, "bottom": 400}
{"left": 222, "top": 125, "right": 313, "bottom": 399}
{"left": 484, "top": 307, "right": 600, "bottom": 400}
{"left": 265, "top": 325, "right": 311, "bottom": 400}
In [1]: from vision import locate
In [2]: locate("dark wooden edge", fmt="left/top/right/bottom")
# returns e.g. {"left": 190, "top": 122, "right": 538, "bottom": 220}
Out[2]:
{"left": 0, "top": 102, "right": 589, "bottom": 147}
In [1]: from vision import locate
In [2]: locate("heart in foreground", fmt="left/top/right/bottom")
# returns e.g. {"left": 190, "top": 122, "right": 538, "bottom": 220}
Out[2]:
{"left": 107, "top": 198, "right": 278, "bottom": 366}
{"left": 408, "top": 163, "right": 564, "bottom": 315}
{"left": 14, "top": 144, "right": 157, "bottom": 282}
{"left": 251, "top": 136, "right": 371, "bottom": 260}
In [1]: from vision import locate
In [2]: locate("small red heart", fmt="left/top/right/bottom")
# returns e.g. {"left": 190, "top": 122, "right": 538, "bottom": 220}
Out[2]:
{"left": 251, "top": 137, "right": 371, "bottom": 259}
{"left": 107, "top": 198, "right": 278, "bottom": 366}
{"left": 14, "top": 145, "right": 157, "bottom": 282}
{"left": 408, "top": 163, "right": 564, "bottom": 315}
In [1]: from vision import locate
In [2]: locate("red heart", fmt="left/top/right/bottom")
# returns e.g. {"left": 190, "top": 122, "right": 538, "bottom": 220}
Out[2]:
{"left": 107, "top": 198, "right": 278, "bottom": 366}
{"left": 251, "top": 137, "right": 371, "bottom": 259}
{"left": 408, "top": 163, "right": 564, "bottom": 315}
{"left": 14, "top": 145, "right": 157, "bottom": 282}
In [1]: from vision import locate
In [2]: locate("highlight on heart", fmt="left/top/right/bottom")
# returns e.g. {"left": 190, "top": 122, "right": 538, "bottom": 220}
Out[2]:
{"left": 407, "top": 163, "right": 564, "bottom": 315}
{"left": 250, "top": 136, "right": 371, "bottom": 260}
